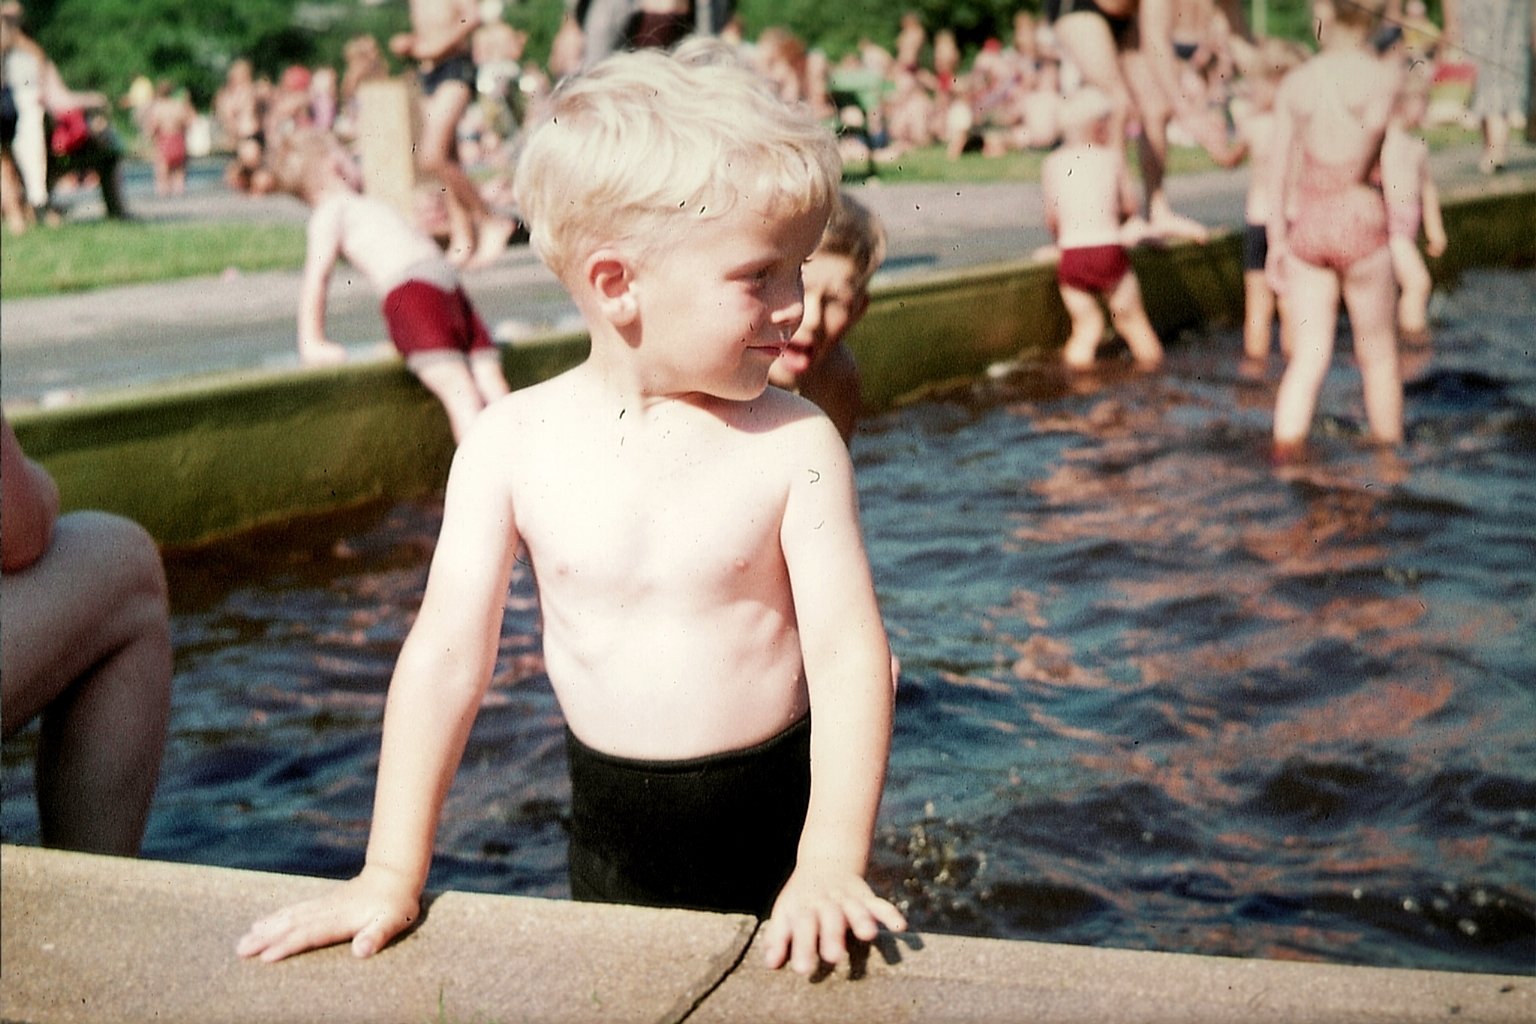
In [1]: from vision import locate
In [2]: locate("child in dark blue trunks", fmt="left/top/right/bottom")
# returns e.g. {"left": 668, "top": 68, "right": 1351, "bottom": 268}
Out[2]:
{"left": 239, "top": 49, "right": 906, "bottom": 978}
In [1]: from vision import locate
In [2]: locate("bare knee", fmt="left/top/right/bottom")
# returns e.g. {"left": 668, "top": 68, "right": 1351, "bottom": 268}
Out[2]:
{"left": 69, "top": 512, "right": 169, "bottom": 610}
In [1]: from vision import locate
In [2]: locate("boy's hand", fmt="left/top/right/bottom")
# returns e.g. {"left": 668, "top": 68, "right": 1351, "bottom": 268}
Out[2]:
{"left": 299, "top": 338, "right": 348, "bottom": 367}
{"left": 1426, "top": 232, "right": 1448, "bottom": 259}
{"left": 761, "top": 867, "right": 907, "bottom": 977}
{"left": 235, "top": 866, "right": 419, "bottom": 963}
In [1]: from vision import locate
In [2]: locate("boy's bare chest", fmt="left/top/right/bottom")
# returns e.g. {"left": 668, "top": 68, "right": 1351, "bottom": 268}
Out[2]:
{"left": 512, "top": 429, "right": 790, "bottom": 589}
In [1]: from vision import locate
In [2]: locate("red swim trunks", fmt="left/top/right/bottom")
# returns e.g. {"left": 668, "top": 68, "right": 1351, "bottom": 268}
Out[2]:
{"left": 1057, "top": 244, "right": 1131, "bottom": 294}
{"left": 381, "top": 280, "right": 494, "bottom": 358}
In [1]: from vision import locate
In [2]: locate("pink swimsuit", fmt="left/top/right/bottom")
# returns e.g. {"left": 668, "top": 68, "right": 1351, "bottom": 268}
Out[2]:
{"left": 1287, "top": 154, "right": 1388, "bottom": 273}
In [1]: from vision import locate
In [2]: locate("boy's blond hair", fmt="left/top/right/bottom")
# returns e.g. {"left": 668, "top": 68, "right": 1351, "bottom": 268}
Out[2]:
{"left": 1058, "top": 86, "right": 1114, "bottom": 139}
{"left": 820, "top": 193, "right": 886, "bottom": 292}
{"left": 513, "top": 49, "right": 842, "bottom": 283}
{"left": 268, "top": 128, "right": 339, "bottom": 203}
{"left": 1246, "top": 36, "right": 1307, "bottom": 82}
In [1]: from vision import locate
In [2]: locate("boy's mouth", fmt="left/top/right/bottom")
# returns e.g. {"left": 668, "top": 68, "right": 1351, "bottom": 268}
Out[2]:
{"left": 775, "top": 340, "right": 813, "bottom": 374}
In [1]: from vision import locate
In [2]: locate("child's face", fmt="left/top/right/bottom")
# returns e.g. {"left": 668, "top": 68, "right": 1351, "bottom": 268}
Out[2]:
{"left": 771, "top": 251, "right": 866, "bottom": 387}
{"left": 635, "top": 197, "right": 829, "bottom": 401}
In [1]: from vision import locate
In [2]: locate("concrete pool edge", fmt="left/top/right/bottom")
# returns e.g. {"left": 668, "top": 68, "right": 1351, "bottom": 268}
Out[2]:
{"left": 3, "top": 844, "right": 1532, "bottom": 1024}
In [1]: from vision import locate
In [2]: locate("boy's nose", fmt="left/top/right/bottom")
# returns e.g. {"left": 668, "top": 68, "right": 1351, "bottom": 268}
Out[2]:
{"left": 771, "top": 274, "right": 805, "bottom": 332}
{"left": 792, "top": 291, "right": 822, "bottom": 341}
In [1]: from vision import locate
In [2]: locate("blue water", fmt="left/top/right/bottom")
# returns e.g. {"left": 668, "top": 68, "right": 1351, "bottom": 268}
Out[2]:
{"left": 5, "top": 267, "right": 1534, "bottom": 975}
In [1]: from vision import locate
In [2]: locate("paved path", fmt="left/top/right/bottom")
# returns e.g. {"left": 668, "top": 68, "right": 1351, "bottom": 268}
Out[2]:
{"left": 2, "top": 145, "right": 1531, "bottom": 405}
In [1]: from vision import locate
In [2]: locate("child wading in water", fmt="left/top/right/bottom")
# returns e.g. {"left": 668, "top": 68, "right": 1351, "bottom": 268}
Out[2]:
{"left": 1381, "top": 67, "right": 1448, "bottom": 347}
{"left": 1232, "top": 38, "right": 1304, "bottom": 375}
{"left": 1266, "top": 0, "right": 1403, "bottom": 459}
{"left": 768, "top": 192, "right": 886, "bottom": 446}
{"left": 239, "top": 50, "right": 906, "bottom": 977}
{"left": 1041, "top": 85, "right": 1164, "bottom": 371}
{"left": 271, "top": 129, "right": 510, "bottom": 443}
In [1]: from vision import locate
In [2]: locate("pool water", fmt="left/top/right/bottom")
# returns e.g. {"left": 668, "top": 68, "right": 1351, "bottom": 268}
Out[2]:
{"left": 6, "top": 268, "right": 1534, "bottom": 975}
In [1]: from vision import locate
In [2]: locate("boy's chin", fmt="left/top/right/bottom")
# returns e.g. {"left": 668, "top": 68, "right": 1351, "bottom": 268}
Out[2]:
{"left": 773, "top": 347, "right": 814, "bottom": 380}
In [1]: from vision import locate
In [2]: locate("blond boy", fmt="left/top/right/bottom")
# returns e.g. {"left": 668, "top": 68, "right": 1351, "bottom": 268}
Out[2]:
{"left": 1041, "top": 86, "right": 1165, "bottom": 371}
{"left": 271, "top": 129, "right": 510, "bottom": 443}
{"left": 239, "top": 51, "right": 905, "bottom": 978}
{"left": 769, "top": 192, "right": 887, "bottom": 446}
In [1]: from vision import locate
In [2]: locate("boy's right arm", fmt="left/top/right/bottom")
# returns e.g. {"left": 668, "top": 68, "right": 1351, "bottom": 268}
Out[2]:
{"left": 237, "top": 417, "right": 521, "bottom": 962}
{"left": 296, "top": 206, "right": 348, "bottom": 367}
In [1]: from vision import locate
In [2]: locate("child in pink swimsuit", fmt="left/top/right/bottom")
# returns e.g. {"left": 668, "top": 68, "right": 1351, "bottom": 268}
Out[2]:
{"left": 1266, "top": 0, "right": 1403, "bottom": 459}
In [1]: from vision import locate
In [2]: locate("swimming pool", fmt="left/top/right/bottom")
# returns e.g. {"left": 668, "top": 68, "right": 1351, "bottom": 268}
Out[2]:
{"left": 5, "top": 268, "right": 1533, "bottom": 976}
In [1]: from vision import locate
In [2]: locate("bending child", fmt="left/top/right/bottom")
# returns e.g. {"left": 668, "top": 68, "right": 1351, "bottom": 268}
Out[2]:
{"left": 1380, "top": 67, "right": 1447, "bottom": 347}
{"left": 271, "top": 129, "right": 510, "bottom": 444}
{"left": 239, "top": 50, "right": 906, "bottom": 978}
{"left": 1266, "top": 0, "right": 1403, "bottom": 459}
{"left": 1042, "top": 86, "right": 1165, "bottom": 371}
{"left": 769, "top": 192, "right": 887, "bottom": 446}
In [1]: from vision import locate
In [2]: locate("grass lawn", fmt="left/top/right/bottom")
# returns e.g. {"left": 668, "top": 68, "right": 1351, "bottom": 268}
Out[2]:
{"left": 0, "top": 218, "right": 306, "bottom": 298}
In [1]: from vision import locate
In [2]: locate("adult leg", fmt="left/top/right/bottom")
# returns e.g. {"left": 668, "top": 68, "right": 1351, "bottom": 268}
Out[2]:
{"left": 12, "top": 99, "right": 48, "bottom": 211}
{"left": 1106, "top": 271, "right": 1165, "bottom": 368}
{"left": 469, "top": 349, "right": 512, "bottom": 406}
{"left": 1, "top": 511, "right": 172, "bottom": 855}
{"left": 1341, "top": 246, "right": 1403, "bottom": 445}
{"left": 1060, "top": 283, "right": 1109, "bottom": 369}
{"left": 410, "top": 355, "right": 489, "bottom": 442}
{"left": 1272, "top": 257, "right": 1342, "bottom": 453}
{"left": 417, "top": 81, "right": 514, "bottom": 267}
{"left": 1052, "top": 13, "right": 1134, "bottom": 161}
{"left": 1121, "top": 48, "right": 1212, "bottom": 239}
{"left": 1, "top": 150, "right": 32, "bottom": 233}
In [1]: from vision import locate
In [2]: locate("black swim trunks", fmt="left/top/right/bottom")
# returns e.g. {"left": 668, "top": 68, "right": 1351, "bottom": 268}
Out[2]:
{"left": 1243, "top": 221, "right": 1269, "bottom": 272}
{"left": 566, "top": 714, "right": 812, "bottom": 917}
{"left": 1045, "top": 0, "right": 1135, "bottom": 45}
{"left": 419, "top": 52, "right": 477, "bottom": 96}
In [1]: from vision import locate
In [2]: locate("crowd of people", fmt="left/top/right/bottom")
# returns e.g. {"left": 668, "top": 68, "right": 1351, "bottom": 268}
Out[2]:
{"left": 3, "top": 0, "right": 1533, "bottom": 985}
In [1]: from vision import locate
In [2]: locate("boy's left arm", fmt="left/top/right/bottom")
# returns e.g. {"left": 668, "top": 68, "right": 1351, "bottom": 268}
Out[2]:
{"left": 766, "top": 416, "right": 907, "bottom": 976}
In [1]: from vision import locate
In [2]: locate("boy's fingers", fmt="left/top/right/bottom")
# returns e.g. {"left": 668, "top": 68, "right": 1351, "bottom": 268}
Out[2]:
{"left": 869, "top": 895, "right": 908, "bottom": 934}
{"left": 790, "top": 913, "right": 821, "bottom": 975}
{"left": 760, "top": 914, "right": 793, "bottom": 970}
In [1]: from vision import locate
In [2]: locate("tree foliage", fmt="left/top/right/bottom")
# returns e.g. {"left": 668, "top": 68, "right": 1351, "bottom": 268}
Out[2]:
{"left": 25, "top": 0, "right": 1348, "bottom": 112}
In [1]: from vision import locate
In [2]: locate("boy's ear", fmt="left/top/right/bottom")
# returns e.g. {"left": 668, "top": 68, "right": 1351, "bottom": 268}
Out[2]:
{"left": 586, "top": 248, "right": 639, "bottom": 326}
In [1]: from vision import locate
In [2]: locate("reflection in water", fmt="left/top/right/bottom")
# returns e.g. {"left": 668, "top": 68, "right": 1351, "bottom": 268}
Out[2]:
{"left": 5, "top": 270, "right": 1533, "bottom": 974}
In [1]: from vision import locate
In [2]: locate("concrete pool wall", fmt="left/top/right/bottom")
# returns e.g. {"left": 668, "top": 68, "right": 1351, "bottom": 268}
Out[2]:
{"left": 10, "top": 182, "right": 1534, "bottom": 549}
{"left": 3, "top": 844, "right": 1532, "bottom": 1024}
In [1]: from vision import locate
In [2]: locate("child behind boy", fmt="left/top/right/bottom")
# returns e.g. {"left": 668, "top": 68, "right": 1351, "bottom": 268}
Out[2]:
{"left": 1231, "top": 38, "right": 1304, "bottom": 374}
{"left": 270, "top": 129, "right": 510, "bottom": 443}
{"left": 1381, "top": 67, "right": 1448, "bottom": 346}
{"left": 768, "top": 192, "right": 886, "bottom": 446}
{"left": 1041, "top": 86, "right": 1164, "bottom": 371}
{"left": 1267, "top": 0, "right": 1403, "bottom": 458}
{"left": 239, "top": 50, "right": 906, "bottom": 978}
